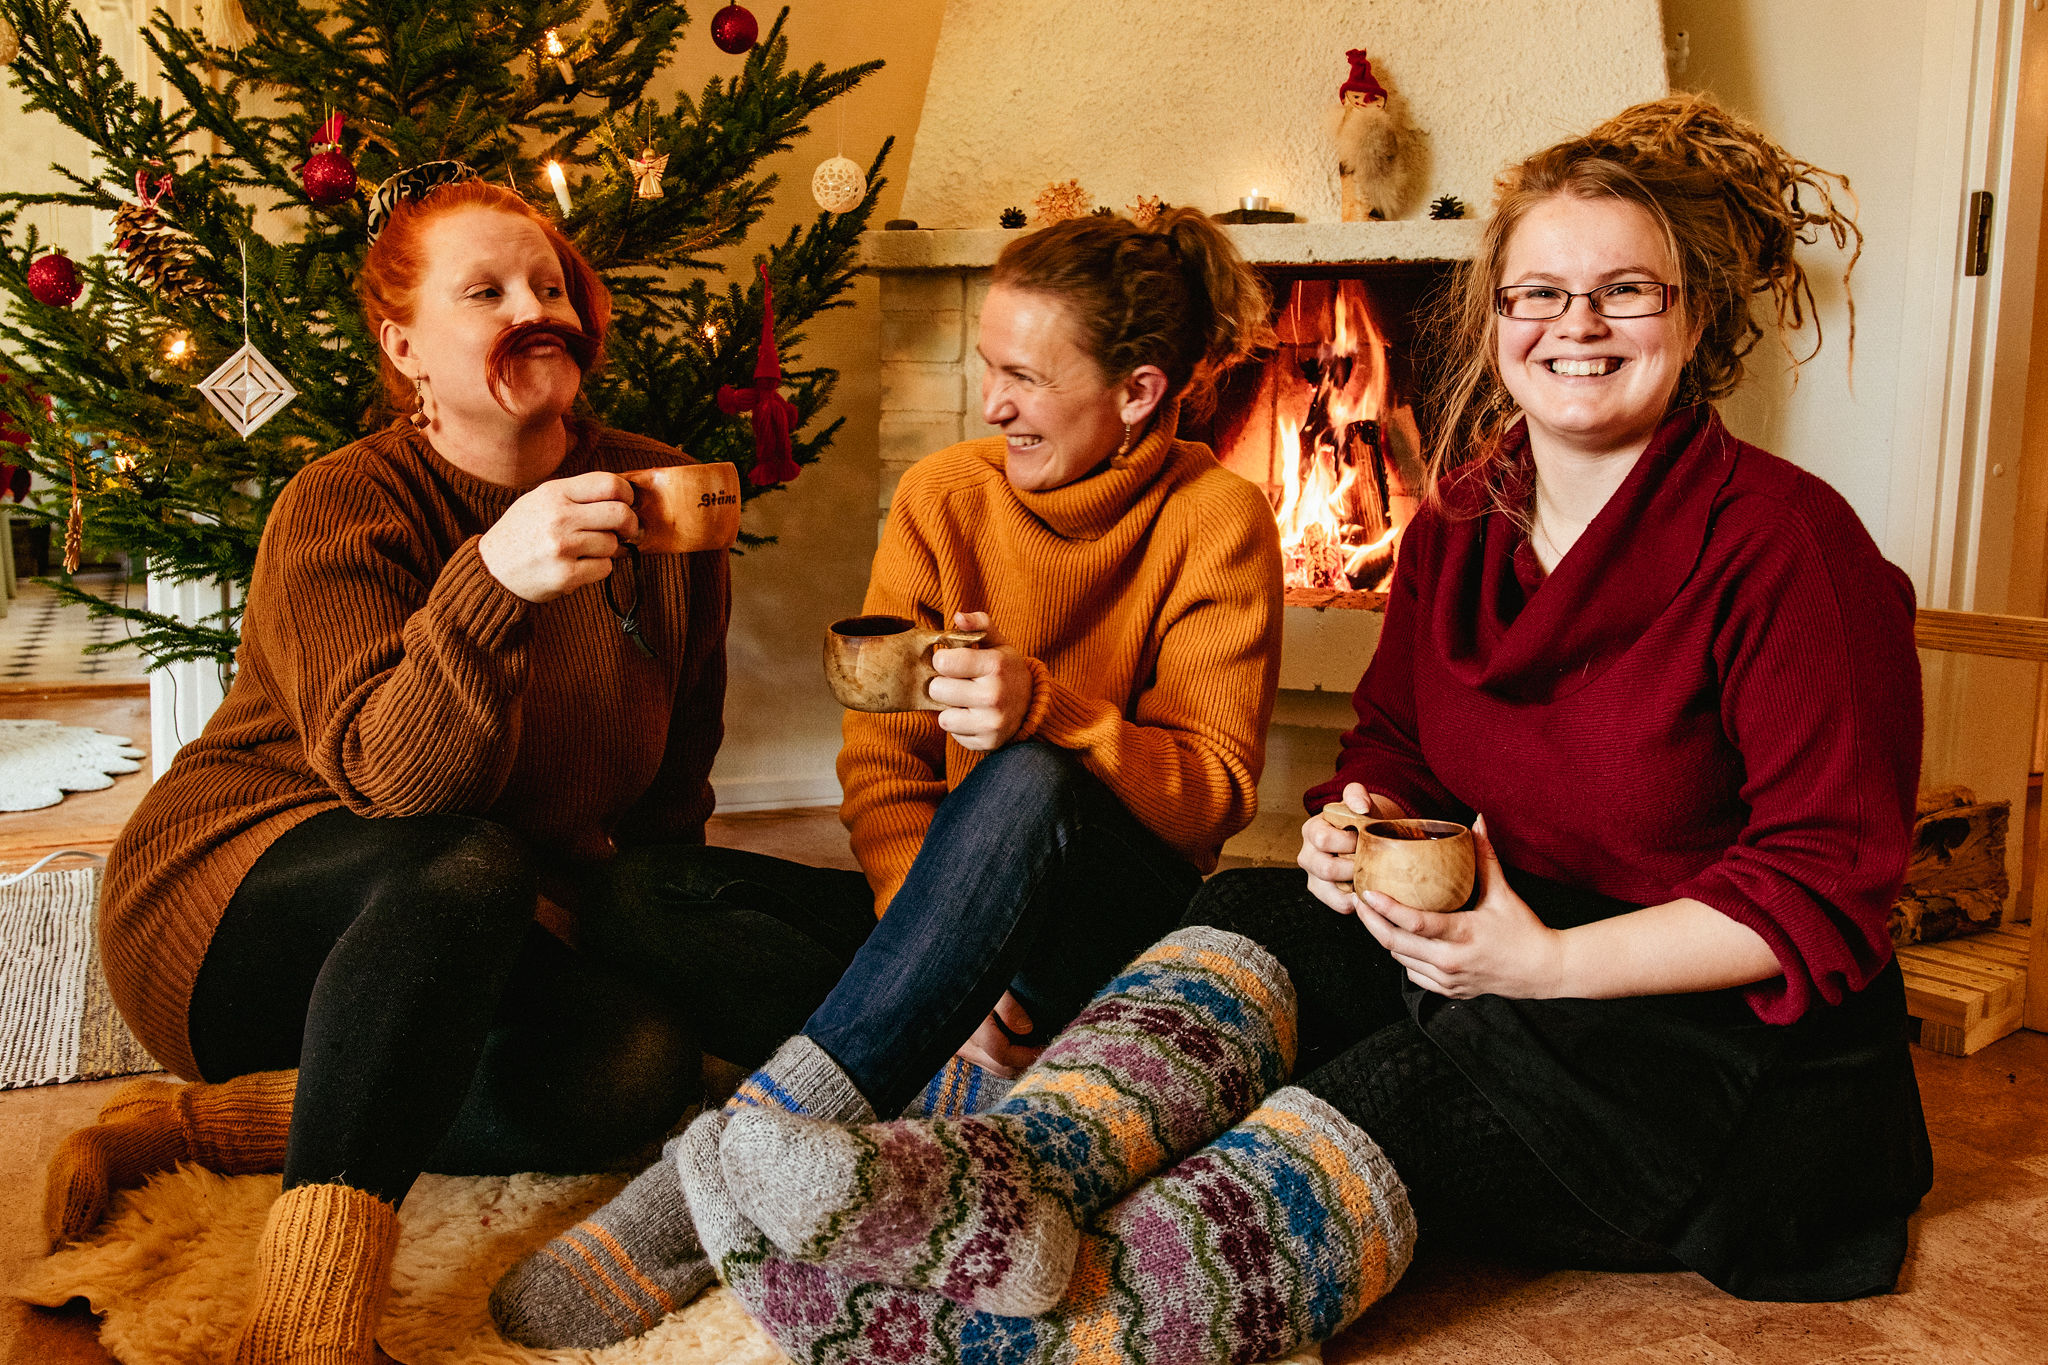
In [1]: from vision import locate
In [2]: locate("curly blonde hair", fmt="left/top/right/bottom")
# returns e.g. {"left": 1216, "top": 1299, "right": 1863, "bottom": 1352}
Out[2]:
{"left": 1428, "top": 93, "right": 1861, "bottom": 498}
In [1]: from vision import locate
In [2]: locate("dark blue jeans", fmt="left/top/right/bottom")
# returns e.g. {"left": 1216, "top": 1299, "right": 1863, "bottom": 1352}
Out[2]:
{"left": 582, "top": 742, "right": 1203, "bottom": 1116}
{"left": 803, "top": 742, "right": 1202, "bottom": 1114}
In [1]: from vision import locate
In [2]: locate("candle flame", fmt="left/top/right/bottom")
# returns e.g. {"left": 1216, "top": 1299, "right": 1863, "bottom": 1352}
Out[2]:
{"left": 544, "top": 28, "right": 565, "bottom": 57}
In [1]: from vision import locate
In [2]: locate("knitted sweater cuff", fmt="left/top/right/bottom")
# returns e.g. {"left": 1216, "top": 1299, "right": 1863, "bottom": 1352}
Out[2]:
{"left": 431, "top": 536, "right": 533, "bottom": 654}
{"left": 1011, "top": 655, "right": 1058, "bottom": 744}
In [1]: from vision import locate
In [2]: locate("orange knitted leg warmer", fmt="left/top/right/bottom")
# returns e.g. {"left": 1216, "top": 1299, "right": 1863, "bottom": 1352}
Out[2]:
{"left": 43, "top": 1069, "right": 297, "bottom": 1248}
{"left": 231, "top": 1182, "right": 400, "bottom": 1365}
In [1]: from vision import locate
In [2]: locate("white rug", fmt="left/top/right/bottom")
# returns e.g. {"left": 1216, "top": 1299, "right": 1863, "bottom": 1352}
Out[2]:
{"left": 0, "top": 719, "right": 143, "bottom": 811}
{"left": 16, "top": 1165, "right": 789, "bottom": 1365}
{"left": 14, "top": 1164, "right": 1326, "bottom": 1365}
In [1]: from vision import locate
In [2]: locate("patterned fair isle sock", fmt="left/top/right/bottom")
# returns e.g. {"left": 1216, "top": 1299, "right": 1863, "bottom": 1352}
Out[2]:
{"left": 685, "top": 1085, "right": 1416, "bottom": 1365}
{"left": 488, "top": 1036, "right": 874, "bottom": 1350}
{"left": 718, "top": 926, "right": 1296, "bottom": 1317}
{"left": 901, "top": 1054, "right": 1017, "bottom": 1119}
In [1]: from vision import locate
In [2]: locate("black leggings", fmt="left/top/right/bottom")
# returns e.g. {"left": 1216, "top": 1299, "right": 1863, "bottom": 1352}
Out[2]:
{"left": 1183, "top": 868, "right": 1672, "bottom": 1270}
{"left": 187, "top": 808, "right": 700, "bottom": 1204}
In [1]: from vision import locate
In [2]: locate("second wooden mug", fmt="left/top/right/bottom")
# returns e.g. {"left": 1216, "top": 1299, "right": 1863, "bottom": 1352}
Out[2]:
{"left": 825, "top": 615, "right": 989, "bottom": 712}
{"left": 1319, "top": 805, "right": 1477, "bottom": 912}
{"left": 620, "top": 462, "right": 742, "bottom": 554}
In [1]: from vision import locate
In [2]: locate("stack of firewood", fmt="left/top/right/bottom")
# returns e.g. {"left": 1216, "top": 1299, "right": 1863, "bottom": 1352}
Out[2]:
{"left": 1889, "top": 784, "right": 2008, "bottom": 947}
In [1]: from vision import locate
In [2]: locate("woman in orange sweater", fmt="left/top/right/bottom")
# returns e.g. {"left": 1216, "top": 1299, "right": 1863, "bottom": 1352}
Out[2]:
{"left": 492, "top": 209, "right": 1285, "bottom": 1349}
{"left": 51, "top": 170, "right": 729, "bottom": 1364}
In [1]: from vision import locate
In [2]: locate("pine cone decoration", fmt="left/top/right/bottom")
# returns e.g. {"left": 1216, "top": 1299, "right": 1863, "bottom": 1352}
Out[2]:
{"left": 1429, "top": 194, "right": 1467, "bottom": 220}
{"left": 999, "top": 206, "right": 1026, "bottom": 229}
{"left": 114, "top": 201, "right": 209, "bottom": 301}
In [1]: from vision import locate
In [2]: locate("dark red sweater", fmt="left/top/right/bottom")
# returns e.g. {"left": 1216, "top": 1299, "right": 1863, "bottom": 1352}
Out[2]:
{"left": 1306, "top": 406, "right": 1921, "bottom": 1024}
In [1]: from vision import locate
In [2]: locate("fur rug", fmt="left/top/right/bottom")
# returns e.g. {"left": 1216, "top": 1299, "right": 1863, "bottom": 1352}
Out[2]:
{"left": 15, "top": 1163, "right": 1324, "bottom": 1364}
{"left": 15, "top": 1165, "right": 786, "bottom": 1364}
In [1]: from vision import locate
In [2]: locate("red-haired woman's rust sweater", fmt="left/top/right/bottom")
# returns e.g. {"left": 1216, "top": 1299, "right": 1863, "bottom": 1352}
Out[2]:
{"left": 840, "top": 421, "right": 1285, "bottom": 913}
{"left": 101, "top": 419, "right": 729, "bottom": 1080}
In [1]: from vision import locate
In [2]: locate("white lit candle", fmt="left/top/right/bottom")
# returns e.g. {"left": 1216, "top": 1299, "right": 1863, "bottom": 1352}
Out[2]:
{"left": 544, "top": 28, "right": 575, "bottom": 84}
{"left": 1241, "top": 190, "right": 1270, "bottom": 212}
{"left": 545, "top": 161, "right": 572, "bottom": 216}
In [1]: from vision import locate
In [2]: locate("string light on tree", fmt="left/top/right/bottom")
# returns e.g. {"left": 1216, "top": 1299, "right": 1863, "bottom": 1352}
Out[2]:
{"left": 543, "top": 28, "right": 574, "bottom": 84}
{"left": 544, "top": 161, "right": 572, "bottom": 216}
{"left": 711, "top": 3, "right": 758, "bottom": 53}
{"left": 162, "top": 329, "right": 193, "bottom": 364}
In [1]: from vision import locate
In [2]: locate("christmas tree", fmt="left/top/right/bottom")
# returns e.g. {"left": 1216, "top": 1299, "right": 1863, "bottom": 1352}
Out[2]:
{"left": 0, "top": 0, "right": 889, "bottom": 667}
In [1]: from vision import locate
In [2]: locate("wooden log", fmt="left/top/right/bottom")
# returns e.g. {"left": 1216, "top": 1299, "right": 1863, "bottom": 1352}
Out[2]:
{"left": 1889, "top": 800, "right": 2008, "bottom": 946}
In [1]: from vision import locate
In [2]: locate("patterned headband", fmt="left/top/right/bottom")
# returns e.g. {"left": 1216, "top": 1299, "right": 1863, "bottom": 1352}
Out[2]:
{"left": 365, "top": 160, "right": 480, "bottom": 243}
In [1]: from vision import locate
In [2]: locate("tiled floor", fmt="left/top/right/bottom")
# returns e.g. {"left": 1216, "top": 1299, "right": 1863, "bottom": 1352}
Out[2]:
{"left": 1, "top": 721, "right": 2046, "bottom": 1363}
{"left": 0, "top": 571, "right": 149, "bottom": 685}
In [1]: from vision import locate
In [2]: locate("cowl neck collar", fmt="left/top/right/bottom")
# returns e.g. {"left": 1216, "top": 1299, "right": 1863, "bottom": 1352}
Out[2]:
{"left": 983, "top": 400, "right": 1182, "bottom": 542}
{"left": 1433, "top": 403, "right": 1736, "bottom": 703}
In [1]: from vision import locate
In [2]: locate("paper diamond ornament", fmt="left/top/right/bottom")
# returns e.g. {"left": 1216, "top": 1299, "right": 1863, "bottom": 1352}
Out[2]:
{"left": 197, "top": 341, "right": 297, "bottom": 437}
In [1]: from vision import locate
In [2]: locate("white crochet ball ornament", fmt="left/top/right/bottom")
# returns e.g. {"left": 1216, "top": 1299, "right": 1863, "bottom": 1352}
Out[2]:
{"left": 810, "top": 156, "right": 866, "bottom": 214}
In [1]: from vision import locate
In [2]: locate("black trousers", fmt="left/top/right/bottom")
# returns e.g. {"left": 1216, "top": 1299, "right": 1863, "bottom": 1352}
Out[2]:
{"left": 1182, "top": 868, "right": 1673, "bottom": 1270}
{"left": 187, "top": 808, "right": 706, "bottom": 1204}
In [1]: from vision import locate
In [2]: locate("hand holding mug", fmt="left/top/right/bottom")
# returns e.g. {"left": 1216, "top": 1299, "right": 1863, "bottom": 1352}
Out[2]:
{"left": 1300, "top": 782, "right": 1413, "bottom": 914}
{"left": 620, "top": 462, "right": 741, "bottom": 554}
{"left": 928, "top": 612, "right": 1034, "bottom": 751}
{"left": 478, "top": 470, "right": 639, "bottom": 603}
{"left": 1352, "top": 816, "right": 1569, "bottom": 1000}
{"left": 825, "top": 614, "right": 988, "bottom": 713}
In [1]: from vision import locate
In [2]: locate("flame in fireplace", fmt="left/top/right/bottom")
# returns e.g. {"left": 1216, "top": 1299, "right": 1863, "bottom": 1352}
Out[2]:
{"left": 1268, "top": 279, "right": 1406, "bottom": 592}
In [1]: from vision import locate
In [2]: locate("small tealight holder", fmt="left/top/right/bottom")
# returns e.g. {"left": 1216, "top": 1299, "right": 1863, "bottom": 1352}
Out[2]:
{"left": 1241, "top": 193, "right": 1270, "bottom": 213}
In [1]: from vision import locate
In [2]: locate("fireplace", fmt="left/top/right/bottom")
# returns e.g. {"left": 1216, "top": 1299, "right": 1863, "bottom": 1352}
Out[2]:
{"left": 1193, "top": 262, "right": 1455, "bottom": 604}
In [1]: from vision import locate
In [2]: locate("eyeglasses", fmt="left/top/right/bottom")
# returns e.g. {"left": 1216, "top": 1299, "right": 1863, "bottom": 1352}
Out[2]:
{"left": 1495, "top": 281, "right": 1678, "bottom": 320}
{"left": 602, "top": 544, "right": 656, "bottom": 658}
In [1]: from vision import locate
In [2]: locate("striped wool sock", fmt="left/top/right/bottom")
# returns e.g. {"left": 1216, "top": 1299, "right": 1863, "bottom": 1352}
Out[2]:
{"left": 685, "top": 1086, "right": 1416, "bottom": 1365}
{"left": 902, "top": 1054, "right": 1017, "bottom": 1119}
{"left": 488, "top": 1035, "right": 874, "bottom": 1349}
{"left": 718, "top": 926, "right": 1296, "bottom": 1317}
{"left": 44, "top": 1069, "right": 296, "bottom": 1249}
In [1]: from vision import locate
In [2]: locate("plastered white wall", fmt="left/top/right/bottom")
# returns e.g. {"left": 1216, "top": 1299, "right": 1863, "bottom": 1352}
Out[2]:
{"left": 901, "top": 0, "right": 1665, "bottom": 229}
{"left": 1660, "top": 0, "right": 1927, "bottom": 540}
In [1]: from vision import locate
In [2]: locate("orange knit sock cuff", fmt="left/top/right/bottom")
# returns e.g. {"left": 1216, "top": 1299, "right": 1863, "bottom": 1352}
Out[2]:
{"left": 181, "top": 1070, "right": 297, "bottom": 1173}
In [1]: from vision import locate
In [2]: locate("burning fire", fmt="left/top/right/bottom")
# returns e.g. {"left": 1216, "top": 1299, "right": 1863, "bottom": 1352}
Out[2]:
{"left": 1262, "top": 279, "right": 1417, "bottom": 592}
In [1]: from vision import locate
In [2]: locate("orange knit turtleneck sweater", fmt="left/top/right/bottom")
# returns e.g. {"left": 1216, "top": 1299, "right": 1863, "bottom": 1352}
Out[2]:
{"left": 100, "top": 419, "right": 730, "bottom": 1081}
{"left": 839, "top": 418, "right": 1284, "bottom": 914}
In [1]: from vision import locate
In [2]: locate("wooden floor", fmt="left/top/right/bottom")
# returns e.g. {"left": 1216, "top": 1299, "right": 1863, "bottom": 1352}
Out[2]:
{"left": 4, "top": 687, "right": 2047, "bottom": 1363}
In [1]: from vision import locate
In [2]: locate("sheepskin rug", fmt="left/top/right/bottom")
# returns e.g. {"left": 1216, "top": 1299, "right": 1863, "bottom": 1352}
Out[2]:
{"left": 14, "top": 1164, "right": 787, "bottom": 1364}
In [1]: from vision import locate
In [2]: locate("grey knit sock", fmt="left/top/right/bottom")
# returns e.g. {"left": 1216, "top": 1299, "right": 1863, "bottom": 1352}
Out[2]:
{"left": 901, "top": 1053, "right": 1018, "bottom": 1118}
{"left": 488, "top": 1135, "right": 712, "bottom": 1349}
{"left": 487, "top": 1035, "right": 873, "bottom": 1349}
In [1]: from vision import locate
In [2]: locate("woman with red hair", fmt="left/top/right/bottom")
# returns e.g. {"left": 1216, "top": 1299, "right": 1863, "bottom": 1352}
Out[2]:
{"left": 54, "top": 167, "right": 730, "bottom": 1363}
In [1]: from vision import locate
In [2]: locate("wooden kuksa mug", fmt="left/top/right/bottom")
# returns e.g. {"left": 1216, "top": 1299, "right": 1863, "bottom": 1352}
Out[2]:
{"left": 621, "top": 462, "right": 741, "bottom": 554}
{"left": 1319, "top": 805, "right": 1477, "bottom": 912}
{"left": 825, "top": 615, "right": 988, "bottom": 712}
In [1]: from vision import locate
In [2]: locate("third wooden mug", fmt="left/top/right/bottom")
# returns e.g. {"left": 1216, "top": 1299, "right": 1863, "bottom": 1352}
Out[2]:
{"left": 1319, "top": 805, "right": 1477, "bottom": 912}
{"left": 824, "top": 615, "right": 989, "bottom": 712}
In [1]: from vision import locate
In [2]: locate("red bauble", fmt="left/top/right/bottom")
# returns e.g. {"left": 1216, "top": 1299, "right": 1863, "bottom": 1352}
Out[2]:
{"left": 302, "top": 148, "right": 358, "bottom": 207}
{"left": 26, "top": 252, "right": 82, "bottom": 308}
{"left": 710, "top": 3, "right": 758, "bottom": 54}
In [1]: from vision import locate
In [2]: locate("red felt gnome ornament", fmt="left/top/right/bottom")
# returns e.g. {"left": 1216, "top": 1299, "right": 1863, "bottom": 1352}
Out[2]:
{"left": 717, "top": 264, "right": 801, "bottom": 486}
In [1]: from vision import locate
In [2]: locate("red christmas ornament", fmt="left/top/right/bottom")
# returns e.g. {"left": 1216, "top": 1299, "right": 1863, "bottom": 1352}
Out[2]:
{"left": 711, "top": 4, "right": 759, "bottom": 54}
{"left": 718, "top": 263, "right": 801, "bottom": 486}
{"left": 26, "top": 252, "right": 82, "bottom": 308}
{"left": 301, "top": 111, "right": 358, "bottom": 208}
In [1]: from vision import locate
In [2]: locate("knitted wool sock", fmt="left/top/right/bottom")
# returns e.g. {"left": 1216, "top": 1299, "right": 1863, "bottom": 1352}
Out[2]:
{"left": 686, "top": 1086, "right": 1416, "bottom": 1365}
{"left": 230, "top": 1182, "right": 400, "bottom": 1365}
{"left": 719, "top": 926, "right": 1296, "bottom": 1317}
{"left": 44, "top": 1068, "right": 297, "bottom": 1248}
{"left": 487, "top": 1035, "right": 874, "bottom": 1350}
{"left": 902, "top": 1054, "right": 1017, "bottom": 1119}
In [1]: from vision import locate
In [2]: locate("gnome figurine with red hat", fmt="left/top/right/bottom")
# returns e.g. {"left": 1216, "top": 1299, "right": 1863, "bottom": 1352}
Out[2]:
{"left": 1330, "top": 47, "right": 1417, "bottom": 221}
{"left": 718, "top": 263, "right": 803, "bottom": 486}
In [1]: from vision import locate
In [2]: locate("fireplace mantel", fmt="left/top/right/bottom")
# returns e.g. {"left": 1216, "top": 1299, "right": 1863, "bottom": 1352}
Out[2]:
{"left": 861, "top": 220, "right": 1483, "bottom": 273}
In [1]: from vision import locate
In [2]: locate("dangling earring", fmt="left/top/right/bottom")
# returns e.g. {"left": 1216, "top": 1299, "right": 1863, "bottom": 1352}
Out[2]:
{"left": 410, "top": 377, "right": 430, "bottom": 430}
{"left": 1116, "top": 420, "right": 1133, "bottom": 458}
